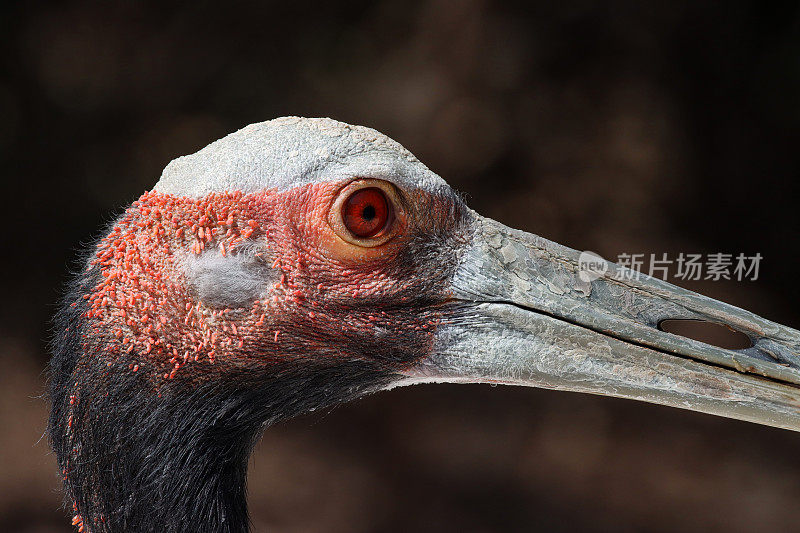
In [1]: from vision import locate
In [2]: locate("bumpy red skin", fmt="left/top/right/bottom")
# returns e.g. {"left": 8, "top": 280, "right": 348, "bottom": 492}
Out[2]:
{"left": 79, "top": 180, "right": 461, "bottom": 386}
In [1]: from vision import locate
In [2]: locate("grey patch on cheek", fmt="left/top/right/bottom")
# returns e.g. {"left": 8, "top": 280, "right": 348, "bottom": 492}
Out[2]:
{"left": 184, "top": 246, "right": 277, "bottom": 309}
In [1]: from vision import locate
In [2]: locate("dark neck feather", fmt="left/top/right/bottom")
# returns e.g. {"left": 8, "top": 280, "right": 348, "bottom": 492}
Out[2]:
{"left": 49, "top": 270, "right": 392, "bottom": 533}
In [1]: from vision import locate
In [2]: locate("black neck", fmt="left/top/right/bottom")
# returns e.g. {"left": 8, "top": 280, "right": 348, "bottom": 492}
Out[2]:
{"left": 50, "top": 356, "right": 391, "bottom": 533}
{"left": 70, "top": 375, "right": 258, "bottom": 533}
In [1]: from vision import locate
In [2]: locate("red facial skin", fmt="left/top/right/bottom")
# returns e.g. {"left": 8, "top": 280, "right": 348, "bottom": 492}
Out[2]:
{"left": 79, "top": 179, "right": 462, "bottom": 387}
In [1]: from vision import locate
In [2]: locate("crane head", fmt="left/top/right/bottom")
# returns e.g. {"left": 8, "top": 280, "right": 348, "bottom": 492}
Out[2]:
{"left": 83, "top": 115, "right": 800, "bottom": 428}
{"left": 50, "top": 117, "right": 800, "bottom": 532}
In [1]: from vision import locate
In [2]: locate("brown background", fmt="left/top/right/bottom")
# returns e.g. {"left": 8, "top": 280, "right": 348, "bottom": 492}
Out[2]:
{"left": 2, "top": 1, "right": 800, "bottom": 531}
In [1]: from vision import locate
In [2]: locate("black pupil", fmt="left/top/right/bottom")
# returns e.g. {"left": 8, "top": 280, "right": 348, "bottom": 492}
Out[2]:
{"left": 362, "top": 205, "right": 376, "bottom": 221}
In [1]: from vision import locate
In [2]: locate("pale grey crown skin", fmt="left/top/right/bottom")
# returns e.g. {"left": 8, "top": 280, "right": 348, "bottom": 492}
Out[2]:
{"left": 154, "top": 116, "right": 449, "bottom": 196}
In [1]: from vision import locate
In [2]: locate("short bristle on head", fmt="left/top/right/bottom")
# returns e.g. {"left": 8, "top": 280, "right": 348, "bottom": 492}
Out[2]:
{"left": 49, "top": 117, "right": 471, "bottom": 533}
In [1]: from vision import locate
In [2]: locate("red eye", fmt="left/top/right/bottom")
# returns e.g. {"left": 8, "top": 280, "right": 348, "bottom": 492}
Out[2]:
{"left": 342, "top": 188, "right": 391, "bottom": 238}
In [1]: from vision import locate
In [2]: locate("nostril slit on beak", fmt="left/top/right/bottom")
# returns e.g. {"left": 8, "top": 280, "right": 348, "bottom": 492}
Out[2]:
{"left": 658, "top": 319, "right": 753, "bottom": 350}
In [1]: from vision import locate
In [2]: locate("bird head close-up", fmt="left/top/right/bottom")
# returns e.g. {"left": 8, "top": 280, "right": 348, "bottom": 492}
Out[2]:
{"left": 48, "top": 116, "right": 800, "bottom": 533}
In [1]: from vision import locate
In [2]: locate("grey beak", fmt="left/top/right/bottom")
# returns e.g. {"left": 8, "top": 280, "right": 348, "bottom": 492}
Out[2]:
{"left": 403, "top": 214, "right": 800, "bottom": 431}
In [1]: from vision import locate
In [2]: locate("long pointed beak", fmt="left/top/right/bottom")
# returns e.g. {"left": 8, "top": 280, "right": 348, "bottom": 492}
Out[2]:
{"left": 403, "top": 214, "right": 800, "bottom": 431}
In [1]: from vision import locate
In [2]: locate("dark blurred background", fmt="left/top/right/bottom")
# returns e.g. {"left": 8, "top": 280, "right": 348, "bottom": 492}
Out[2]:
{"left": 3, "top": 1, "right": 800, "bottom": 531}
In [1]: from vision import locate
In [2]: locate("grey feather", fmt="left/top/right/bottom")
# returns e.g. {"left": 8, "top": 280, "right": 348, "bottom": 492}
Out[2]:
{"left": 184, "top": 246, "right": 277, "bottom": 309}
